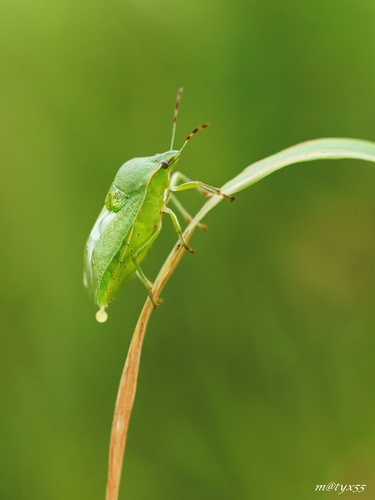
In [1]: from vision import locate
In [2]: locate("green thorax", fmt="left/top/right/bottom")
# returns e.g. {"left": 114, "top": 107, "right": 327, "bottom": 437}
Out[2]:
{"left": 104, "top": 150, "right": 180, "bottom": 212}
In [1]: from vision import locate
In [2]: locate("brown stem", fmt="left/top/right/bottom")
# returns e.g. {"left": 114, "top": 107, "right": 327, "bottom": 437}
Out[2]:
{"left": 105, "top": 193, "right": 224, "bottom": 500}
{"left": 105, "top": 298, "right": 153, "bottom": 500}
{"left": 105, "top": 137, "right": 375, "bottom": 497}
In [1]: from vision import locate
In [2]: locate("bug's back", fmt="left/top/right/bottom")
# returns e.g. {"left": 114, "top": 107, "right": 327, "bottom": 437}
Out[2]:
{"left": 84, "top": 155, "right": 172, "bottom": 310}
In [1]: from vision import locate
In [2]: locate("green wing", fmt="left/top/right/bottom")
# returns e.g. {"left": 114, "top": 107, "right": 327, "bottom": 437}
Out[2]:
{"left": 83, "top": 191, "right": 144, "bottom": 299}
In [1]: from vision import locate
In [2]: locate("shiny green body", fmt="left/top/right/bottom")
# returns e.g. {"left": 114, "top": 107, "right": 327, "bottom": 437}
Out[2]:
{"left": 84, "top": 90, "right": 233, "bottom": 322}
{"left": 84, "top": 150, "right": 179, "bottom": 311}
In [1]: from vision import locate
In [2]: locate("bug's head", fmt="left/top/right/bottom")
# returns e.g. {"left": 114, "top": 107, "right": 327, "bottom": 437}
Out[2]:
{"left": 153, "top": 150, "right": 181, "bottom": 171}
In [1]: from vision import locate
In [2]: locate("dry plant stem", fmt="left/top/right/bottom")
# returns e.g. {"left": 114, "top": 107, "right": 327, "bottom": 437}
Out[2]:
{"left": 105, "top": 194, "right": 222, "bottom": 500}
{"left": 104, "top": 137, "right": 375, "bottom": 499}
{"left": 105, "top": 299, "right": 153, "bottom": 500}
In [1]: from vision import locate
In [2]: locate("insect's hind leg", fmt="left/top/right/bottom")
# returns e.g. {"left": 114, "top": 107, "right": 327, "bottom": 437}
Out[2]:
{"left": 132, "top": 229, "right": 162, "bottom": 308}
{"left": 168, "top": 193, "right": 208, "bottom": 231}
{"left": 170, "top": 171, "right": 234, "bottom": 202}
{"left": 134, "top": 266, "right": 160, "bottom": 308}
{"left": 163, "top": 206, "right": 195, "bottom": 254}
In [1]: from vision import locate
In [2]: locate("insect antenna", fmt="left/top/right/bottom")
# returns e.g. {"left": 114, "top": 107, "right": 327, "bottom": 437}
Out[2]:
{"left": 170, "top": 87, "right": 184, "bottom": 150}
{"left": 179, "top": 123, "right": 210, "bottom": 154}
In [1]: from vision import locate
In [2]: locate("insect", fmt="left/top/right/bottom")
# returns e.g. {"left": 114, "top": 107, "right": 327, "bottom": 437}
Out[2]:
{"left": 84, "top": 88, "right": 234, "bottom": 322}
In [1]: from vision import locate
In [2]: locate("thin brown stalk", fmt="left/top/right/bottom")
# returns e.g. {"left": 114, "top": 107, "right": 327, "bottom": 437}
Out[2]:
{"left": 104, "top": 136, "right": 375, "bottom": 498}
{"left": 105, "top": 193, "right": 223, "bottom": 500}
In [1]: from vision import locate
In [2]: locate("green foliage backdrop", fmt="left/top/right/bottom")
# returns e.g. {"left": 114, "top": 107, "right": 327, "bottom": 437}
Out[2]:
{"left": 1, "top": 1, "right": 375, "bottom": 498}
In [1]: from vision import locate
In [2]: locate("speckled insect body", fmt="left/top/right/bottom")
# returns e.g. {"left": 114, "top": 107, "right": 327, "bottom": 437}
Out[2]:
{"left": 84, "top": 89, "right": 233, "bottom": 322}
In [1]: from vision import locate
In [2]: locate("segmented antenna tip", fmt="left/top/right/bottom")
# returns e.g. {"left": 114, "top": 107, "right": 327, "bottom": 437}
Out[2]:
{"left": 185, "top": 123, "right": 210, "bottom": 141}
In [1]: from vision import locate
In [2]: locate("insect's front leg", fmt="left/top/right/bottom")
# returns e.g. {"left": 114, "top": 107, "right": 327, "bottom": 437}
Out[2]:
{"left": 163, "top": 206, "right": 195, "bottom": 253}
{"left": 171, "top": 171, "right": 209, "bottom": 197}
{"left": 170, "top": 171, "right": 234, "bottom": 202}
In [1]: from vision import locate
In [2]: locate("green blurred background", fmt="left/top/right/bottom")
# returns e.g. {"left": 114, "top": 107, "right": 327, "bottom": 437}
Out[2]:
{"left": 2, "top": 1, "right": 375, "bottom": 498}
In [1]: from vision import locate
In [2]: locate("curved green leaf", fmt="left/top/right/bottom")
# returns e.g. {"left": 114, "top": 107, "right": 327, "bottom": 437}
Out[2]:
{"left": 187, "top": 138, "right": 375, "bottom": 230}
{"left": 222, "top": 138, "right": 375, "bottom": 195}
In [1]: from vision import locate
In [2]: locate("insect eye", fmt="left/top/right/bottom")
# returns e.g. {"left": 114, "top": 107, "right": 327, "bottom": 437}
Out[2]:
{"left": 160, "top": 160, "right": 169, "bottom": 169}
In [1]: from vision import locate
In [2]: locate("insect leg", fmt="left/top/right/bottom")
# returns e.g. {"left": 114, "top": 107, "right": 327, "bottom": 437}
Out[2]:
{"left": 163, "top": 206, "right": 195, "bottom": 253}
{"left": 168, "top": 193, "right": 208, "bottom": 231}
{"left": 134, "top": 266, "right": 160, "bottom": 308}
{"left": 171, "top": 171, "right": 209, "bottom": 197}
{"left": 170, "top": 172, "right": 234, "bottom": 202}
{"left": 132, "top": 229, "right": 162, "bottom": 308}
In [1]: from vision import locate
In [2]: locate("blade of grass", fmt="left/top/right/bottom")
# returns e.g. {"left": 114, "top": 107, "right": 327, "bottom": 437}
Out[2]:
{"left": 106, "top": 137, "right": 375, "bottom": 500}
{"left": 223, "top": 137, "right": 375, "bottom": 195}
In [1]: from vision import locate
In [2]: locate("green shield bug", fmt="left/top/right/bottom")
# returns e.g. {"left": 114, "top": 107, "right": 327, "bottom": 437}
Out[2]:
{"left": 84, "top": 88, "right": 234, "bottom": 322}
